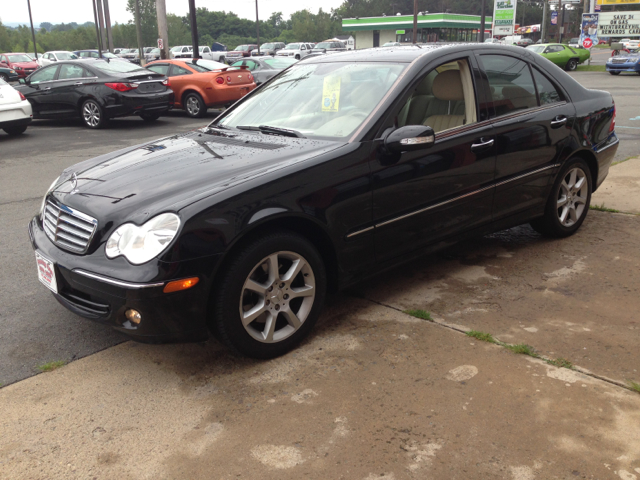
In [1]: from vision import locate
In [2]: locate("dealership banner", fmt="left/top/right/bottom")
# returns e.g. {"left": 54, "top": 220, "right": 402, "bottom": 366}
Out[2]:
{"left": 493, "top": 0, "right": 518, "bottom": 35}
{"left": 580, "top": 13, "right": 599, "bottom": 47}
{"left": 597, "top": 11, "right": 640, "bottom": 36}
{"left": 551, "top": 11, "right": 558, "bottom": 25}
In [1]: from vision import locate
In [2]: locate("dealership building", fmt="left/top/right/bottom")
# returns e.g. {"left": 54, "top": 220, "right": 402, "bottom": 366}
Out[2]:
{"left": 342, "top": 13, "right": 493, "bottom": 49}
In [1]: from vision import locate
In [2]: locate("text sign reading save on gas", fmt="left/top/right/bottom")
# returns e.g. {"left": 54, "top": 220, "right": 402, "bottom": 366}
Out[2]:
{"left": 598, "top": 12, "right": 640, "bottom": 36}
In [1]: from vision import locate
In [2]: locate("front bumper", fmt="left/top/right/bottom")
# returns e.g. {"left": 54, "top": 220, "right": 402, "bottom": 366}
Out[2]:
{"left": 29, "top": 216, "right": 219, "bottom": 343}
{"left": 606, "top": 63, "right": 640, "bottom": 72}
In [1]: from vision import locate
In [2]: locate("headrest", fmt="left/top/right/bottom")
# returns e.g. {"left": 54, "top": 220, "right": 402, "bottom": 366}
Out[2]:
{"left": 432, "top": 70, "right": 464, "bottom": 101}
{"left": 415, "top": 71, "right": 436, "bottom": 95}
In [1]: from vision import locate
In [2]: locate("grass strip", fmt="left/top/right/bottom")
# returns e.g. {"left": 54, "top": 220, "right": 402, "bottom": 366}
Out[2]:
{"left": 37, "top": 360, "right": 66, "bottom": 372}
{"left": 590, "top": 203, "right": 620, "bottom": 213}
{"left": 403, "top": 309, "right": 433, "bottom": 321}
{"left": 576, "top": 64, "right": 606, "bottom": 72}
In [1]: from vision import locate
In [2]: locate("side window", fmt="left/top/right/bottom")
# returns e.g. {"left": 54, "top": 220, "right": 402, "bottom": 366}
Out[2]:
{"left": 397, "top": 58, "right": 477, "bottom": 133}
{"left": 170, "top": 65, "right": 192, "bottom": 76}
{"left": 58, "top": 64, "right": 85, "bottom": 79}
{"left": 532, "top": 67, "right": 563, "bottom": 105}
{"left": 147, "top": 64, "right": 170, "bottom": 75}
{"left": 182, "top": 47, "right": 189, "bottom": 53}
{"left": 204, "top": 47, "right": 210, "bottom": 53}
{"left": 245, "top": 60, "right": 258, "bottom": 71}
{"left": 30, "top": 65, "right": 58, "bottom": 84}
{"left": 482, "top": 55, "right": 537, "bottom": 117}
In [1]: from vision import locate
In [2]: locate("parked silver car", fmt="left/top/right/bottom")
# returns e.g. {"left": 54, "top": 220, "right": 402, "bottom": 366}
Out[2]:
{"left": 275, "top": 43, "right": 314, "bottom": 60}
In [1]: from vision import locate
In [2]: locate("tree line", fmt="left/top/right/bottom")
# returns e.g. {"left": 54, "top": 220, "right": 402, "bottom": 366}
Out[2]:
{"left": 0, "top": 0, "right": 598, "bottom": 54}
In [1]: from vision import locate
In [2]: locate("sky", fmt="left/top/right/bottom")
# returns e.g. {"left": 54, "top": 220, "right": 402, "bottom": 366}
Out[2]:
{"left": 1, "top": 0, "right": 345, "bottom": 27}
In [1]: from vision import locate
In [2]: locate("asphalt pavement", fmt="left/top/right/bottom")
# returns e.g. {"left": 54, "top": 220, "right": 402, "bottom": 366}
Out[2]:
{"left": 0, "top": 71, "right": 636, "bottom": 388}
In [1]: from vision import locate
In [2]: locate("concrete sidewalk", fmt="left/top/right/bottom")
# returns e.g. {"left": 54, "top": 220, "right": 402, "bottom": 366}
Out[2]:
{"left": 1, "top": 298, "right": 639, "bottom": 479}
{"left": 592, "top": 156, "right": 640, "bottom": 214}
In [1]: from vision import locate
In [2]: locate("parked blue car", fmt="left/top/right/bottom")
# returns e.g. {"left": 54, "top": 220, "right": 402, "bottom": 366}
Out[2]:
{"left": 606, "top": 50, "right": 640, "bottom": 75}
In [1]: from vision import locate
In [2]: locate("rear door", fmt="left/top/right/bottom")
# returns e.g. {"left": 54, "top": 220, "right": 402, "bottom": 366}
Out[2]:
{"left": 476, "top": 53, "right": 575, "bottom": 220}
{"left": 48, "top": 63, "right": 91, "bottom": 116}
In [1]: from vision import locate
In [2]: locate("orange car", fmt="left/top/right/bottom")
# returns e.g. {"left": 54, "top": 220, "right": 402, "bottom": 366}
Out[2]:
{"left": 146, "top": 58, "right": 256, "bottom": 118}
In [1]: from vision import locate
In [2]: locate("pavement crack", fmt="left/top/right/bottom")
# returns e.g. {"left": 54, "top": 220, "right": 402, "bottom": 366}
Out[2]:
{"left": 0, "top": 196, "right": 42, "bottom": 207}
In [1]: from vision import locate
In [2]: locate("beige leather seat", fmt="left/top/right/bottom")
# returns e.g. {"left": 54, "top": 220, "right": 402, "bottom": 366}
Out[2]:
{"left": 423, "top": 70, "right": 466, "bottom": 132}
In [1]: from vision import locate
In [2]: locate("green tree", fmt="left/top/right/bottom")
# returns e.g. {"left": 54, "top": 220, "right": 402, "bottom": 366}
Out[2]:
{"left": 126, "top": 0, "right": 157, "bottom": 46}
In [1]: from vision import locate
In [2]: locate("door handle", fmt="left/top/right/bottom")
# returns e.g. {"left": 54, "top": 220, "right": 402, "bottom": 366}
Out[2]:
{"left": 43, "top": 87, "right": 51, "bottom": 90}
{"left": 471, "top": 138, "right": 495, "bottom": 150}
{"left": 550, "top": 116, "right": 567, "bottom": 128}
{"left": 74, "top": 82, "right": 83, "bottom": 86}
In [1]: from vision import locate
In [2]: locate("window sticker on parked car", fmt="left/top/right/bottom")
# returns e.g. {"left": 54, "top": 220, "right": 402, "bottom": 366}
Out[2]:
{"left": 322, "top": 76, "right": 341, "bottom": 112}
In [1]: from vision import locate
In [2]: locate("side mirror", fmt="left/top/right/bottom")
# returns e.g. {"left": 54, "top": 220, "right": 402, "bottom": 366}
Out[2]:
{"left": 18, "top": 78, "right": 27, "bottom": 85}
{"left": 384, "top": 125, "right": 435, "bottom": 153}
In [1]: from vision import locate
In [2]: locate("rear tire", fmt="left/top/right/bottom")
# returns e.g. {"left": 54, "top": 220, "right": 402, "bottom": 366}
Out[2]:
{"left": 184, "top": 92, "right": 207, "bottom": 118}
{"left": 3, "top": 125, "right": 27, "bottom": 135}
{"left": 530, "top": 158, "right": 592, "bottom": 238}
{"left": 81, "top": 99, "right": 107, "bottom": 129}
{"left": 565, "top": 58, "right": 578, "bottom": 71}
{"left": 609, "top": 71, "right": 621, "bottom": 75}
{"left": 211, "top": 230, "right": 327, "bottom": 359}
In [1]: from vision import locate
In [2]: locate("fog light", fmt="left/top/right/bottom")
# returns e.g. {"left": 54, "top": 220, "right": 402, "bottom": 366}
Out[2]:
{"left": 125, "top": 309, "right": 142, "bottom": 324}
{"left": 163, "top": 277, "right": 199, "bottom": 293}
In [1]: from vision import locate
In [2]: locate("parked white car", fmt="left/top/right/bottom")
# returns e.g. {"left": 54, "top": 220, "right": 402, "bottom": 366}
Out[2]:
{"left": 171, "top": 45, "right": 227, "bottom": 63}
{"left": 275, "top": 43, "right": 315, "bottom": 60}
{"left": 0, "top": 76, "right": 32, "bottom": 135}
{"left": 37, "top": 51, "right": 78, "bottom": 67}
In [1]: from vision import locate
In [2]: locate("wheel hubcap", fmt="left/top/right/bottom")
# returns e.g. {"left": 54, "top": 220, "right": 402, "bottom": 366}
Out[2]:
{"left": 186, "top": 97, "right": 199, "bottom": 115}
{"left": 83, "top": 102, "right": 100, "bottom": 127}
{"left": 240, "top": 251, "right": 315, "bottom": 343}
{"left": 557, "top": 167, "right": 588, "bottom": 227}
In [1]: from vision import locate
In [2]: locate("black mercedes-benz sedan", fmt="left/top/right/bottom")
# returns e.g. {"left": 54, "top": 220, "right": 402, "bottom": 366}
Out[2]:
{"left": 16, "top": 59, "right": 173, "bottom": 128}
{"left": 29, "top": 44, "right": 618, "bottom": 358}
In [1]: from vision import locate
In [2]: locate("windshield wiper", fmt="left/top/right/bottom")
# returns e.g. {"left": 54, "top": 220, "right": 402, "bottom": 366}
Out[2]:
{"left": 236, "top": 125, "right": 305, "bottom": 138}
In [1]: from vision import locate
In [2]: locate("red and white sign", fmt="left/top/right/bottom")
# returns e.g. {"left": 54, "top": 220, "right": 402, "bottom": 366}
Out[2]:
{"left": 35, "top": 251, "right": 58, "bottom": 294}
{"left": 583, "top": 38, "right": 593, "bottom": 48}
{"left": 157, "top": 38, "right": 164, "bottom": 49}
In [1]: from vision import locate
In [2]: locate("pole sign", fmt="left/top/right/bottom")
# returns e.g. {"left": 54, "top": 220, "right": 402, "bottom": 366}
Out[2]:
{"left": 158, "top": 38, "right": 163, "bottom": 49}
{"left": 580, "top": 14, "right": 599, "bottom": 48}
{"left": 551, "top": 11, "right": 558, "bottom": 25}
{"left": 597, "top": 12, "right": 640, "bottom": 36}
{"left": 493, "top": 0, "right": 518, "bottom": 35}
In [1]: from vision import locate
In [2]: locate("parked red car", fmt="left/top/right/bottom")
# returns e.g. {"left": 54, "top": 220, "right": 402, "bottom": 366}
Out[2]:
{"left": 0, "top": 53, "right": 39, "bottom": 79}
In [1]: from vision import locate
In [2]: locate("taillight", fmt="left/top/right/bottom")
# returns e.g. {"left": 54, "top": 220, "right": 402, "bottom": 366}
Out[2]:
{"left": 247, "top": 74, "right": 253, "bottom": 82}
{"left": 609, "top": 104, "right": 616, "bottom": 133}
{"left": 162, "top": 78, "right": 170, "bottom": 86}
{"left": 216, "top": 77, "right": 224, "bottom": 85}
{"left": 18, "top": 91, "right": 26, "bottom": 101}
{"left": 105, "top": 82, "right": 138, "bottom": 92}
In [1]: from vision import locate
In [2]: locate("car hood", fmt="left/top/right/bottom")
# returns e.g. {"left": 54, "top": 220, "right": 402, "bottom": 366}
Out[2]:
{"left": 12, "top": 61, "right": 38, "bottom": 68}
{"left": 51, "top": 129, "right": 344, "bottom": 225}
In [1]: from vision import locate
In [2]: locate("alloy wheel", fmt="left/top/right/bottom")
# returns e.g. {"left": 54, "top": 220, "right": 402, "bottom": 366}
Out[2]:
{"left": 557, "top": 167, "right": 588, "bottom": 227}
{"left": 186, "top": 96, "right": 200, "bottom": 116}
{"left": 83, "top": 102, "right": 100, "bottom": 127}
{"left": 239, "top": 251, "right": 316, "bottom": 343}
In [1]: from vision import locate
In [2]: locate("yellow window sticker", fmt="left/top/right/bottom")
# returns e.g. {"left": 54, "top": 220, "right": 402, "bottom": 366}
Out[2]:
{"left": 322, "top": 76, "right": 341, "bottom": 112}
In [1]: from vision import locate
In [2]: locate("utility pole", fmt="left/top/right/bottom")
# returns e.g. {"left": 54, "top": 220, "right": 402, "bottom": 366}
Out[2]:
{"left": 92, "top": 0, "right": 103, "bottom": 57}
{"left": 26, "top": 0, "right": 38, "bottom": 59}
{"left": 134, "top": 0, "right": 144, "bottom": 65}
{"left": 412, "top": 0, "right": 418, "bottom": 43}
{"left": 557, "top": 0, "right": 562, "bottom": 42}
{"left": 103, "top": 0, "right": 114, "bottom": 52}
{"left": 188, "top": 0, "right": 200, "bottom": 58}
{"left": 96, "top": 0, "right": 107, "bottom": 53}
{"left": 255, "top": 0, "right": 260, "bottom": 53}
{"left": 541, "top": 0, "right": 548, "bottom": 43}
{"left": 156, "top": 0, "right": 170, "bottom": 59}
{"left": 478, "top": 0, "right": 487, "bottom": 42}
{"left": 559, "top": 0, "right": 566, "bottom": 42}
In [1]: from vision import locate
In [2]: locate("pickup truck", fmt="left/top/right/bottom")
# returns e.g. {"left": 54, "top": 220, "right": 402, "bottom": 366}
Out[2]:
{"left": 171, "top": 45, "right": 227, "bottom": 63}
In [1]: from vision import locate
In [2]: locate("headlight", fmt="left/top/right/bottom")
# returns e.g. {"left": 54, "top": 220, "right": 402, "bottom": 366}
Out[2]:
{"left": 40, "top": 175, "right": 61, "bottom": 219}
{"left": 607, "top": 57, "right": 613, "bottom": 63}
{"left": 105, "top": 213, "right": 180, "bottom": 265}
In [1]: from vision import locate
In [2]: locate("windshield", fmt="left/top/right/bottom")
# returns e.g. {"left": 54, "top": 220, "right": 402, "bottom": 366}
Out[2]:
{"left": 263, "top": 57, "right": 298, "bottom": 68}
{"left": 215, "top": 62, "right": 405, "bottom": 140}
{"left": 8, "top": 54, "right": 32, "bottom": 63}
{"left": 92, "top": 61, "right": 150, "bottom": 74}
{"left": 144, "top": 47, "right": 154, "bottom": 53}
{"left": 526, "top": 45, "right": 545, "bottom": 53}
{"left": 102, "top": 52, "right": 118, "bottom": 58}
{"left": 235, "top": 45, "right": 250, "bottom": 51}
{"left": 187, "top": 59, "right": 227, "bottom": 72}
{"left": 314, "top": 43, "right": 331, "bottom": 49}
{"left": 57, "top": 52, "right": 78, "bottom": 60}
{"left": 261, "top": 43, "right": 275, "bottom": 50}
{"left": 285, "top": 44, "right": 300, "bottom": 50}
{"left": 171, "top": 46, "right": 182, "bottom": 52}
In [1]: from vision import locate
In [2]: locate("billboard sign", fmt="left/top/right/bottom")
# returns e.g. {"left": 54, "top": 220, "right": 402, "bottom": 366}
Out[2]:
{"left": 580, "top": 13, "right": 599, "bottom": 47}
{"left": 551, "top": 11, "right": 558, "bottom": 25}
{"left": 597, "top": 0, "right": 640, "bottom": 4}
{"left": 597, "top": 11, "right": 640, "bottom": 36}
{"left": 493, "top": 0, "right": 518, "bottom": 35}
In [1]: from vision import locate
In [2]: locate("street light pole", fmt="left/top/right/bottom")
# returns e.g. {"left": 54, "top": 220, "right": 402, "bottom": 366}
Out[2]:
{"left": 256, "top": 0, "right": 261, "bottom": 53}
{"left": 478, "top": 0, "right": 487, "bottom": 42}
{"left": 92, "top": 0, "right": 104, "bottom": 58}
{"left": 188, "top": 0, "right": 200, "bottom": 58}
{"left": 27, "top": 0, "right": 38, "bottom": 59}
{"left": 412, "top": 0, "right": 418, "bottom": 44}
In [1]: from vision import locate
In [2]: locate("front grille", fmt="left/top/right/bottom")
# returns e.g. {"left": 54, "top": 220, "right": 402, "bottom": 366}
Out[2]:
{"left": 612, "top": 58, "right": 628, "bottom": 64}
{"left": 60, "top": 292, "right": 110, "bottom": 317}
{"left": 43, "top": 199, "right": 98, "bottom": 254}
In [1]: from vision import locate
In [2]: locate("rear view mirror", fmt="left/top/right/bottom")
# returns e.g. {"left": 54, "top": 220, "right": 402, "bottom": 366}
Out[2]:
{"left": 385, "top": 125, "right": 435, "bottom": 153}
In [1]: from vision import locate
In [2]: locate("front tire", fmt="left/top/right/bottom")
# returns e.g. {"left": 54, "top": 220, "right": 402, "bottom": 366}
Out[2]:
{"left": 81, "top": 99, "right": 107, "bottom": 129}
{"left": 184, "top": 92, "right": 207, "bottom": 118}
{"left": 3, "top": 125, "right": 27, "bottom": 135}
{"left": 530, "top": 159, "right": 592, "bottom": 238}
{"left": 565, "top": 59, "right": 578, "bottom": 71}
{"left": 211, "top": 231, "right": 327, "bottom": 359}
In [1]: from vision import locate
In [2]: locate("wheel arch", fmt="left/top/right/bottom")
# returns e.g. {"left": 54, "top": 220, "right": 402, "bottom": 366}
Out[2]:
{"left": 181, "top": 87, "right": 206, "bottom": 106}
{"left": 567, "top": 148, "right": 599, "bottom": 190}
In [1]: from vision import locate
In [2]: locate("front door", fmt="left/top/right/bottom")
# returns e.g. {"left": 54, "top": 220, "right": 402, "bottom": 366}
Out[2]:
{"left": 48, "top": 64, "right": 91, "bottom": 116}
{"left": 476, "top": 53, "right": 575, "bottom": 220}
{"left": 21, "top": 64, "right": 59, "bottom": 117}
{"left": 371, "top": 56, "right": 496, "bottom": 263}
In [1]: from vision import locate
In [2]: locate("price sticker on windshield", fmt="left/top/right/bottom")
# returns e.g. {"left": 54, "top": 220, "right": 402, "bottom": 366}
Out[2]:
{"left": 322, "top": 76, "right": 341, "bottom": 112}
